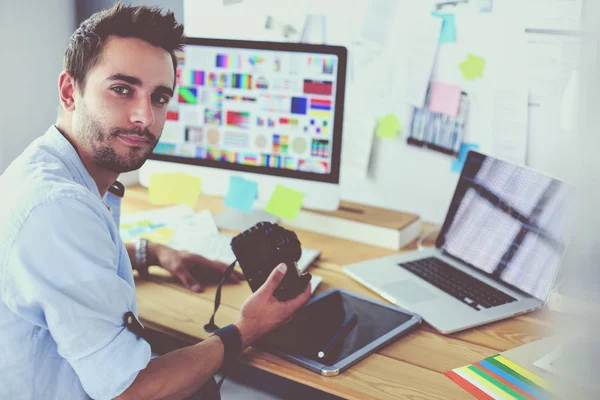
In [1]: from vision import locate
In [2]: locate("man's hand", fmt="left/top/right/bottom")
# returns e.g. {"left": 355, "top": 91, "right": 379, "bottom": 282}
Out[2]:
{"left": 234, "top": 263, "right": 311, "bottom": 348}
{"left": 149, "top": 242, "right": 244, "bottom": 292}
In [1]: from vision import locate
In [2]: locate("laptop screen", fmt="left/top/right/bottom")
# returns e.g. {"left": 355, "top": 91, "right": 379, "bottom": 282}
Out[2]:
{"left": 436, "top": 151, "right": 569, "bottom": 300}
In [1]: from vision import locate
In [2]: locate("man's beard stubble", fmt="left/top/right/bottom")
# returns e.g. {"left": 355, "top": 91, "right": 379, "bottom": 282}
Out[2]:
{"left": 79, "top": 103, "right": 158, "bottom": 174}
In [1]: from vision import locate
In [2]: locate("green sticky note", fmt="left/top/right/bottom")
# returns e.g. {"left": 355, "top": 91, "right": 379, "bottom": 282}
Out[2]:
{"left": 376, "top": 114, "right": 402, "bottom": 139}
{"left": 149, "top": 173, "right": 202, "bottom": 208}
{"left": 265, "top": 184, "right": 304, "bottom": 220}
{"left": 459, "top": 53, "right": 486, "bottom": 81}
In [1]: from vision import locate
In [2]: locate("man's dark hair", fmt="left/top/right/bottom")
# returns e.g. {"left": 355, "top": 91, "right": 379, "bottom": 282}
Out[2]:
{"left": 63, "top": 3, "right": 185, "bottom": 91}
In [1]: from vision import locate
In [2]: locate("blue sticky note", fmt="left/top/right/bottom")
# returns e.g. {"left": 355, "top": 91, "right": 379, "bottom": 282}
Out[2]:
{"left": 432, "top": 12, "right": 456, "bottom": 43}
{"left": 452, "top": 142, "right": 479, "bottom": 173}
{"left": 224, "top": 176, "right": 258, "bottom": 213}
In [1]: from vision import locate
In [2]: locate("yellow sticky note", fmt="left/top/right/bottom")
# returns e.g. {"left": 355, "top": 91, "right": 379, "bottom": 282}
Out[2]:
{"left": 265, "top": 184, "right": 304, "bottom": 220}
{"left": 376, "top": 114, "right": 402, "bottom": 139}
{"left": 149, "top": 173, "right": 201, "bottom": 208}
{"left": 459, "top": 53, "right": 486, "bottom": 81}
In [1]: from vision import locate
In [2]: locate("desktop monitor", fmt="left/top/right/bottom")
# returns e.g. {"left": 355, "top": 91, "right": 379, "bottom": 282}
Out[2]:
{"left": 140, "top": 38, "right": 347, "bottom": 228}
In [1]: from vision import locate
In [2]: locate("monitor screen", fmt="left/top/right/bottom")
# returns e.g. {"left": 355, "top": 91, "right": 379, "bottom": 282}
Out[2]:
{"left": 437, "top": 151, "right": 569, "bottom": 300}
{"left": 151, "top": 38, "right": 347, "bottom": 184}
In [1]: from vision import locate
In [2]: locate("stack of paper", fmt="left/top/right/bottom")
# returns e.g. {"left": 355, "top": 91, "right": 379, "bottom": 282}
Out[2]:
{"left": 445, "top": 354, "right": 552, "bottom": 399}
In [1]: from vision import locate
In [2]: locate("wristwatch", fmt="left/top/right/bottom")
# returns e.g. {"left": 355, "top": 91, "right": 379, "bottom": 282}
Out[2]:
{"left": 135, "top": 238, "right": 150, "bottom": 278}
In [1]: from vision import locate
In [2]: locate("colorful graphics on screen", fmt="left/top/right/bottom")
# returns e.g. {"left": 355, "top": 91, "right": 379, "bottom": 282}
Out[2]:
{"left": 291, "top": 97, "right": 307, "bottom": 114}
{"left": 185, "top": 127, "right": 203, "bottom": 143}
{"left": 279, "top": 117, "right": 299, "bottom": 127}
{"left": 299, "top": 159, "right": 329, "bottom": 173}
{"left": 223, "top": 131, "right": 250, "bottom": 148}
{"left": 309, "top": 98, "right": 332, "bottom": 118}
{"left": 260, "top": 94, "right": 290, "bottom": 113}
{"left": 284, "top": 157, "right": 298, "bottom": 169}
{"left": 203, "top": 88, "right": 224, "bottom": 109}
{"left": 307, "top": 56, "right": 335, "bottom": 75}
{"left": 225, "top": 94, "right": 256, "bottom": 103}
{"left": 255, "top": 135, "right": 267, "bottom": 149}
{"left": 311, "top": 139, "right": 330, "bottom": 157}
{"left": 255, "top": 76, "right": 268, "bottom": 89}
{"left": 257, "top": 116, "right": 276, "bottom": 127}
{"left": 248, "top": 55, "right": 266, "bottom": 66}
{"left": 260, "top": 154, "right": 284, "bottom": 168}
{"left": 175, "top": 50, "right": 185, "bottom": 65}
{"left": 231, "top": 73, "right": 252, "bottom": 89}
{"left": 207, "top": 72, "right": 228, "bottom": 88}
{"left": 154, "top": 142, "right": 177, "bottom": 155}
{"left": 241, "top": 153, "right": 259, "bottom": 166}
{"left": 162, "top": 46, "right": 336, "bottom": 176}
{"left": 180, "top": 143, "right": 206, "bottom": 158}
{"left": 216, "top": 54, "right": 242, "bottom": 69}
{"left": 322, "top": 58, "right": 335, "bottom": 74}
{"left": 292, "top": 137, "right": 307, "bottom": 154}
{"left": 178, "top": 87, "right": 198, "bottom": 104}
{"left": 303, "top": 79, "right": 333, "bottom": 96}
{"left": 226, "top": 111, "right": 250, "bottom": 129}
{"left": 272, "top": 134, "right": 289, "bottom": 154}
{"left": 181, "top": 70, "right": 205, "bottom": 86}
{"left": 206, "top": 128, "right": 220, "bottom": 145}
{"left": 205, "top": 109, "right": 221, "bottom": 125}
{"left": 304, "top": 118, "right": 329, "bottom": 135}
{"left": 166, "top": 109, "right": 179, "bottom": 121}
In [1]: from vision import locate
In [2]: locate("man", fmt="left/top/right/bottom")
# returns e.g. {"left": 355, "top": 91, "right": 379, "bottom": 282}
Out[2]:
{"left": 0, "top": 4, "right": 310, "bottom": 400}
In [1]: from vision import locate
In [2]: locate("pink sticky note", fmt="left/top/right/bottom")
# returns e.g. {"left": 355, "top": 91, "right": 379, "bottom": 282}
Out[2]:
{"left": 428, "top": 81, "right": 461, "bottom": 116}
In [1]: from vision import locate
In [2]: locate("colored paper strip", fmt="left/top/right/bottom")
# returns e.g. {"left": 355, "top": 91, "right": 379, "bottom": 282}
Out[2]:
{"left": 454, "top": 368, "right": 504, "bottom": 399}
{"left": 461, "top": 367, "right": 513, "bottom": 400}
{"left": 479, "top": 360, "right": 545, "bottom": 399}
{"left": 445, "top": 371, "right": 494, "bottom": 400}
{"left": 468, "top": 366, "right": 528, "bottom": 400}
{"left": 494, "top": 356, "right": 551, "bottom": 391}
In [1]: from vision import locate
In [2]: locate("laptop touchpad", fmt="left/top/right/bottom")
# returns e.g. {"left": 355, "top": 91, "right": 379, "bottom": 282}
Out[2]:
{"left": 382, "top": 280, "right": 438, "bottom": 304}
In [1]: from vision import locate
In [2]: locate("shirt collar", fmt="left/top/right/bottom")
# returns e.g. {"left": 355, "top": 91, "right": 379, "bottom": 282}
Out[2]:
{"left": 44, "top": 125, "right": 102, "bottom": 200}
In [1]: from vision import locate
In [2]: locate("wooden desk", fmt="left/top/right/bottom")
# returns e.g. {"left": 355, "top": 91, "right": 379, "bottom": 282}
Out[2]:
{"left": 123, "top": 185, "right": 554, "bottom": 400}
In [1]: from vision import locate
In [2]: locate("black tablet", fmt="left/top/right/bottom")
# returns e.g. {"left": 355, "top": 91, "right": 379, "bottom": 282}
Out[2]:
{"left": 255, "top": 289, "right": 422, "bottom": 376}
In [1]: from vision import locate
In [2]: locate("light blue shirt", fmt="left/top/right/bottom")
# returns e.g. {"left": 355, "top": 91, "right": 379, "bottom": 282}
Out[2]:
{"left": 0, "top": 126, "right": 151, "bottom": 399}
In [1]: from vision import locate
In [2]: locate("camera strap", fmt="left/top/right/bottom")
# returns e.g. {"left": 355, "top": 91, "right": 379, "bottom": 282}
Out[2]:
{"left": 204, "top": 259, "right": 238, "bottom": 333}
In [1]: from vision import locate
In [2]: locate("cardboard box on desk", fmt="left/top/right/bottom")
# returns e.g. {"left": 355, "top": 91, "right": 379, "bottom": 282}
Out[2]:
{"left": 283, "top": 201, "right": 421, "bottom": 251}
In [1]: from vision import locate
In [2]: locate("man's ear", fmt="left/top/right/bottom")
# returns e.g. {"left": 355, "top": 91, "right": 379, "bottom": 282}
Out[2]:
{"left": 58, "top": 71, "right": 77, "bottom": 112}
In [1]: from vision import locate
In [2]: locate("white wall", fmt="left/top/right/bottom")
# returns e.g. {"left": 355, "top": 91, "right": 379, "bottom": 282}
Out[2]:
{"left": 0, "top": 0, "right": 76, "bottom": 172}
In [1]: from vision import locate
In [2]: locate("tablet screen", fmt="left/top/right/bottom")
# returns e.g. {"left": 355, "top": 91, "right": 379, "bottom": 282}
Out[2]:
{"left": 258, "top": 290, "right": 414, "bottom": 366}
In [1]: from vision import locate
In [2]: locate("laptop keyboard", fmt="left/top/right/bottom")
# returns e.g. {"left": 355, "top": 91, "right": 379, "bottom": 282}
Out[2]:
{"left": 398, "top": 257, "right": 517, "bottom": 311}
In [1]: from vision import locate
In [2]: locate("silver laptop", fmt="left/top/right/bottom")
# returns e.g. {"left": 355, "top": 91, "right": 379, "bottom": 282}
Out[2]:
{"left": 343, "top": 151, "right": 569, "bottom": 334}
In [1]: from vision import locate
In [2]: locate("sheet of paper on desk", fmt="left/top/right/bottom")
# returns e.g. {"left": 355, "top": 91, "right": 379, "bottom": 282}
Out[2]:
{"left": 120, "top": 205, "right": 195, "bottom": 243}
{"left": 169, "top": 210, "right": 220, "bottom": 250}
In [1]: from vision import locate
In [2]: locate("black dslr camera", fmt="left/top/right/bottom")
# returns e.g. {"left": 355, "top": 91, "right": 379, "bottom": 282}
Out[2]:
{"left": 231, "top": 222, "right": 312, "bottom": 301}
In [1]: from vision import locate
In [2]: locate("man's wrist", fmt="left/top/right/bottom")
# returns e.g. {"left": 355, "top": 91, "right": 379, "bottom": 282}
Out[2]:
{"left": 233, "top": 319, "right": 260, "bottom": 349}
{"left": 145, "top": 240, "right": 162, "bottom": 267}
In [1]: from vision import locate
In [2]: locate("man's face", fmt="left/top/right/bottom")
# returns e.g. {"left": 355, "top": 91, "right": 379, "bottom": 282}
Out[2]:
{"left": 71, "top": 36, "right": 175, "bottom": 173}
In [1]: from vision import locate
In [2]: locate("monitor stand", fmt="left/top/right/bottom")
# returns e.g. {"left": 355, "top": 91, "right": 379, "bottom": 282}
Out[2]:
{"left": 213, "top": 208, "right": 278, "bottom": 232}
